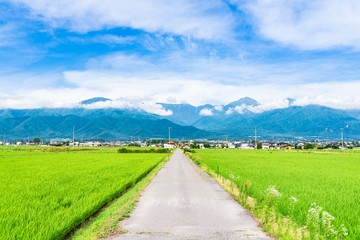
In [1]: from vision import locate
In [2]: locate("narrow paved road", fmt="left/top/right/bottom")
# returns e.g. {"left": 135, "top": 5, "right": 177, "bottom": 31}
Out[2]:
{"left": 114, "top": 149, "right": 272, "bottom": 240}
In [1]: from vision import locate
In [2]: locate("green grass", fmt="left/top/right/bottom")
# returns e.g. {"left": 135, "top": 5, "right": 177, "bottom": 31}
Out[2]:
{"left": 193, "top": 149, "right": 360, "bottom": 239}
{"left": 0, "top": 147, "right": 166, "bottom": 239}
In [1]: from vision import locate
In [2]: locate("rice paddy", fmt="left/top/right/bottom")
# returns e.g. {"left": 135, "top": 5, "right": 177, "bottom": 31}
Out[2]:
{"left": 193, "top": 149, "right": 360, "bottom": 239}
{"left": 0, "top": 147, "right": 166, "bottom": 239}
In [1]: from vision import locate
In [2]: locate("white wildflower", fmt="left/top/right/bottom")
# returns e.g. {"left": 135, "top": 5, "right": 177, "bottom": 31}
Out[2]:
{"left": 263, "top": 185, "right": 282, "bottom": 205}
{"left": 288, "top": 196, "right": 298, "bottom": 216}
{"left": 322, "top": 211, "right": 335, "bottom": 229}
{"left": 289, "top": 196, "right": 298, "bottom": 204}
{"left": 338, "top": 224, "right": 348, "bottom": 237}
{"left": 307, "top": 202, "right": 323, "bottom": 230}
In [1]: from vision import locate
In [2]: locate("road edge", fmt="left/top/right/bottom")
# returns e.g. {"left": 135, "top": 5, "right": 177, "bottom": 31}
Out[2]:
{"left": 69, "top": 153, "right": 172, "bottom": 240}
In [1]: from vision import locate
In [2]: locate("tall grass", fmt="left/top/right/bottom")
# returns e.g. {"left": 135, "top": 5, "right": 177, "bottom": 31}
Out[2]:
{"left": 0, "top": 149, "right": 165, "bottom": 239}
{"left": 194, "top": 149, "right": 360, "bottom": 239}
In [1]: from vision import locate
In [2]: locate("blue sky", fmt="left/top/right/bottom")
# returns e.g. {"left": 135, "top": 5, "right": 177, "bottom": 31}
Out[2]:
{"left": 1, "top": 0, "right": 360, "bottom": 112}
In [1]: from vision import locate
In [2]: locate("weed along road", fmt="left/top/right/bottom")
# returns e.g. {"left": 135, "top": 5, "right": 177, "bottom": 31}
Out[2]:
{"left": 113, "top": 149, "right": 271, "bottom": 240}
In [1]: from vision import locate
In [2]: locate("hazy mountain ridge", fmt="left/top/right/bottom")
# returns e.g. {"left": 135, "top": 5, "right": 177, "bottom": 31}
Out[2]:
{"left": 193, "top": 105, "right": 360, "bottom": 138}
{"left": 0, "top": 114, "right": 211, "bottom": 141}
{"left": 158, "top": 97, "right": 260, "bottom": 126}
{"left": 1, "top": 97, "right": 360, "bottom": 140}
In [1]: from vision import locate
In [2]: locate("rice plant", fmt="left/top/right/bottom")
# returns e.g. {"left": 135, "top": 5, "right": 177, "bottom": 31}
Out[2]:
{"left": 0, "top": 148, "right": 166, "bottom": 239}
{"left": 194, "top": 149, "right": 360, "bottom": 239}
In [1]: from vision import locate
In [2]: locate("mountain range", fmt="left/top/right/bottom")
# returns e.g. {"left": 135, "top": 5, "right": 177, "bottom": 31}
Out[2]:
{"left": 1, "top": 97, "right": 360, "bottom": 141}
{"left": 159, "top": 98, "right": 360, "bottom": 140}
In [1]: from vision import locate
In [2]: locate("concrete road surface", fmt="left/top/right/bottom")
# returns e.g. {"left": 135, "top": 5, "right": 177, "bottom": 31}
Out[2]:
{"left": 113, "top": 149, "right": 272, "bottom": 240}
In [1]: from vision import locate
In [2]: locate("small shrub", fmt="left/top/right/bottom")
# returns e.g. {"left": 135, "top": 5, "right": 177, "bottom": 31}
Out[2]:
{"left": 183, "top": 148, "right": 195, "bottom": 153}
{"left": 118, "top": 148, "right": 129, "bottom": 153}
{"left": 117, "top": 148, "right": 170, "bottom": 153}
{"left": 304, "top": 143, "right": 315, "bottom": 149}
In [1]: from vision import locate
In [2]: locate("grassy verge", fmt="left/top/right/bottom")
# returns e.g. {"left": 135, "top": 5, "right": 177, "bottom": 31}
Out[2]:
{"left": 69, "top": 154, "right": 171, "bottom": 240}
{"left": 186, "top": 149, "right": 354, "bottom": 239}
{"left": 185, "top": 152, "right": 308, "bottom": 240}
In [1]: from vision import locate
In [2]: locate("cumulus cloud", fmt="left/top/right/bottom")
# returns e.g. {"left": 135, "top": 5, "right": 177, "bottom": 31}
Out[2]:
{"left": 236, "top": 0, "right": 360, "bottom": 50}
{"left": 80, "top": 97, "right": 173, "bottom": 116}
{"left": 214, "top": 105, "right": 223, "bottom": 111}
{"left": 199, "top": 108, "right": 213, "bottom": 116}
{"left": 225, "top": 108, "right": 234, "bottom": 115}
{"left": 2, "top": 50, "right": 360, "bottom": 111}
{"left": 0, "top": 91, "right": 172, "bottom": 116}
{"left": 2, "top": 78, "right": 360, "bottom": 112}
{"left": 10, "top": 0, "right": 234, "bottom": 40}
{"left": 1, "top": 46, "right": 360, "bottom": 111}
{"left": 241, "top": 99, "right": 291, "bottom": 113}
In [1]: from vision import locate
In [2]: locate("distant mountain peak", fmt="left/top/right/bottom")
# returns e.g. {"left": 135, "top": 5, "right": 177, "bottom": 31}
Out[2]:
{"left": 286, "top": 98, "right": 296, "bottom": 106}
{"left": 226, "top": 97, "right": 259, "bottom": 108}
{"left": 80, "top": 97, "right": 111, "bottom": 105}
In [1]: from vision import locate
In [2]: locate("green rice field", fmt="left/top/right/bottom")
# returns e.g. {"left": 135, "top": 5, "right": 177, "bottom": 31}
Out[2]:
{"left": 193, "top": 149, "right": 360, "bottom": 239}
{"left": 0, "top": 147, "right": 166, "bottom": 239}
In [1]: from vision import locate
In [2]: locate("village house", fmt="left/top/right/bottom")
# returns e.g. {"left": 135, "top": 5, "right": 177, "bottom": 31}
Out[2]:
{"left": 261, "top": 142, "right": 270, "bottom": 149}
{"left": 269, "top": 142, "right": 278, "bottom": 149}
{"left": 295, "top": 142, "right": 305, "bottom": 149}
{"left": 164, "top": 141, "right": 176, "bottom": 148}
{"left": 197, "top": 143, "right": 205, "bottom": 149}
{"left": 215, "top": 143, "right": 223, "bottom": 148}
{"left": 240, "top": 142, "right": 251, "bottom": 149}
{"left": 277, "top": 142, "right": 289, "bottom": 149}
{"left": 227, "top": 143, "right": 236, "bottom": 149}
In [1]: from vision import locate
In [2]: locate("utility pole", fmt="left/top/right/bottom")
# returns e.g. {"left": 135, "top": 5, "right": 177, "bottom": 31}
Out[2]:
{"left": 255, "top": 127, "right": 257, "bottom": 149}
{"left": 73, "top": 126, "right": 75, "bottom": 150}
{"left": 341, "top": 128, "right": 344, "bottom": 149}
{"left": 168, "top": 127, "right": 171, "bottom": 144}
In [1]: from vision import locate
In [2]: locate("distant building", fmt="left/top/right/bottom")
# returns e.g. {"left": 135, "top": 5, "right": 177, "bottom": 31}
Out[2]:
{"left": 164, "top": 143, "right": 176, "bottom": 148}
{"left": 240, "top": 142, "right": 250, "bottom": 149}
{"left": 183, "top": 144, "right": 190, "bottom": 149}
{"left": 215, "top": 143, "right": 222, "bottom": 148}
{"left": 227, "top": 143, "right": 236, "bottom": 149}
{"left": 198, "top": 143, "right": 205, "bottom": 149}
{"left": 277, "top": 142, "right": 289, "bottom": 149}
{"left": 262, "top": 142, "right": 270, "bottom": 149}
{"left": 295, "top": 142, "right": 305, "bottom": 149}
{"left": 269, "top": 142, "right": 278, "bottom": 149}
{"left": 164, "top": 141, "right": 176, "bottom": 148}
{"left": 69, "top": 142, "right": 80, "bottom": 146}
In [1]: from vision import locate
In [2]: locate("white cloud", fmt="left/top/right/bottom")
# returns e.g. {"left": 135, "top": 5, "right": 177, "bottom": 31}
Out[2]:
{"left": 214, "top": 105, "right": 223, "bottom": 111}
{"left": 92, "top": 35, "right": 135, "bottom": 44}
{"left": 81, "top": 97, "right": 173, "bottom": 116}
{"left": 233, "top": 104, "right": 247, "bottom": 114}
{"left": 0, "top": 90, "right": 172, "bottom": 115}
{"left": 237, "top": 0, "right": 360, "bottom": 50}
{"left": 199, "top": 108, "right": 213, "bottom": 116}
{"left": 2, "top": 77, "right": 360, "bottom": 111}
{"left": 225, "top": 108, "right": 234, "bottom": 115}
{"left": 10, "top": 0, "right": 234, "bottom": 40}
{"left": 69, "top": 34, "right": 136, "bottom": 45}
{"left": 2, "top": 50, "right": 360, "bottom": 111}
{"left": 243, "top": 99, "right": 291, "bottom": 113}
{"left": 80, "top": 51, "right": 360, "bottom": 87}
{"left": 0, "top": 24, "right": 17, "bottom": 47}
